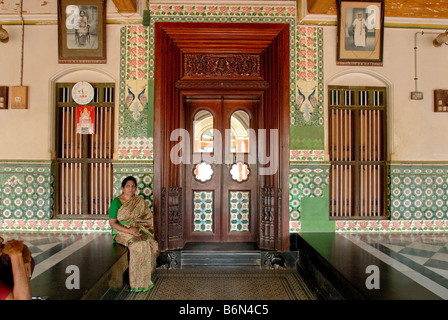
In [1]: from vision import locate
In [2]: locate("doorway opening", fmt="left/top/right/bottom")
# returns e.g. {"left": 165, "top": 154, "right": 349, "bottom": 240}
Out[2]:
{"left": 154, "top": 22, "right": 290, "bottom": 251}
{"left": 184, "top": 95, "right": 259, "bottom": 243}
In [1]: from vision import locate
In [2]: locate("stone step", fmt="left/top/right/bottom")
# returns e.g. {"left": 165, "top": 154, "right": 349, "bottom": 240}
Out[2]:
{"left": 181, "top": 251, "right": 262, "bottom": 269}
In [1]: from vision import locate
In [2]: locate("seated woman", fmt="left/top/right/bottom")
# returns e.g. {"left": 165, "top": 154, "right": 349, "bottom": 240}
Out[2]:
{"left": 109, "top": 176, "right": 159, "bottom": 292}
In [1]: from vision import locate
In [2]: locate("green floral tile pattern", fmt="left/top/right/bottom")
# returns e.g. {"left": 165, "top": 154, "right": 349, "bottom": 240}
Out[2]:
{"left": 0, "top": 162, "right": 53, "bottom": 220}
{"left": 229, "top": 191, "right": 250, "bottom": 232}
{"left": 194, "top": 191, "right": 213, "bottom": 232}
{"left": 335, "top": 220, "right": 448, "bottom": 232}
{"left": 390, "top": 165, "right": 448, "bottom": 220}
{"left": 289, "top": 165, "right": 329, "bottom": 232}
{"left": 290, "top": 150, "right": 324, "bottom": 162}
{"left": 118, "top": 137, "right": 153, "bottom": 160}
{"left": 0, "top": 219, "right": 111, "bottom": 232}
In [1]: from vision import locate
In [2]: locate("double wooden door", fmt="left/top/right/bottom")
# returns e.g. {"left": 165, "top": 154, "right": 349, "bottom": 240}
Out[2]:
{"left": 184, "top": 95, "right": 259, "bottom": 242}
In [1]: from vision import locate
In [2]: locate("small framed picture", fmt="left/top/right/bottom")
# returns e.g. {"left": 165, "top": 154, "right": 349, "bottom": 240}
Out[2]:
{"left": 336, "top": 0, "right": 385, "bottom": 66}
{"left": 57, "top": 0, "right": 106, "bottom": 63}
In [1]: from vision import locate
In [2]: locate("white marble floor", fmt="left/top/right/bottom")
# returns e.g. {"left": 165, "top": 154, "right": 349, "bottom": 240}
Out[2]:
{"left": 344, "top": 232, "right": 448, "bottom": 299}
{"left": 3, "top": 231, "right": 448, "bottom": 300}
{"left": 1, "top": 232, "right": 102, "bottom": 280}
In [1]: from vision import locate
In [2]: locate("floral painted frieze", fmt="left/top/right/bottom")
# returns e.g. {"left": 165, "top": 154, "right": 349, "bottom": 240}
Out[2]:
{"left": 293, "top": 26, "right": 324, "bottom": 127}
{"left": 4, "top": 218, "right": 447, "bottom": 233}
{"left": 125, "top": 26, "right": 149, "bottom": 81}
{"left": 149, "top": 5, "right": 296, "bottom": 18}
{"left": 290, "top": 150, "right": 324, "bottom": 162}
{"left": 119, "top": 26, "right": 151, "bottom": 160}
{"left": 290, "top": 26, "right": 324, "bottom": 163}
{"left": 118, "top": 137, "right": 153, "bottom": 161}
{"left": 0, "top": 219, "right": 111, "bottom": 232}
{"left": 336, "top": 220, "right": 448, "bottom": 232}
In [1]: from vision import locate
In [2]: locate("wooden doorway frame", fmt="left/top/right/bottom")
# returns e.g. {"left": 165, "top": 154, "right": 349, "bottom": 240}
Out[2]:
{"left": 153, "top": 22, "right": 290, "bottom": 251}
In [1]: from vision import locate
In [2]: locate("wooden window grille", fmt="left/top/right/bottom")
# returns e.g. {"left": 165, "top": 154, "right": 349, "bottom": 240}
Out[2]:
{"left": 329, "top": 86, "right": 387, "bottom": 219}
{"left": 55, "top": 83, "right": 114, "bottom": 216}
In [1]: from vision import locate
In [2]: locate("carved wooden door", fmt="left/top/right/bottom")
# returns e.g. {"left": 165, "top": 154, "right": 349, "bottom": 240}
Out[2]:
{"left": 184, "top": 95, "right": 259, "bottom": 242}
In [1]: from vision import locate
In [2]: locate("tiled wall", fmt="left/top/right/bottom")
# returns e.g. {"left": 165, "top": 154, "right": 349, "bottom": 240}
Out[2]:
{"left": 389, "top": 165, "right": 448, "bottom": 220}
{"left": 0, "top": 162, "right": 53, "bottom": 220}
{"left": 2, "top": 5, "right": 448, "bottom": 234}
{"left": 290, "top": 163, "right": 448, "bottom": 232}
{"left": 0, "top": 162, "right": 154, "bottom": 232}
{"left": 289, "top": 165, "right": 329, "bottom": 232}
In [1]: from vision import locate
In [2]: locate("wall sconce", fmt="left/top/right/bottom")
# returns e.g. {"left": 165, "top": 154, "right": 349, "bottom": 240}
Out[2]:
{"left": 433, "top": 31, "right": 448, "bottom": 47}
{"left": 0, "top": 25, "right": 9, "bottom": 43}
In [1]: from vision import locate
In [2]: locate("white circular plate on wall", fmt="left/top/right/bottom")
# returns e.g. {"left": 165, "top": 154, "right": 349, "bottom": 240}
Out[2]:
{"left": 72, "top": 81, "right": 94, "bottom": 105}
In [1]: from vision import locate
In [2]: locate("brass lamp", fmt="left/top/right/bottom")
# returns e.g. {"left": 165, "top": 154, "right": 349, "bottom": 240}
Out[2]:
{"left": 433, "top": 31, "right": 448, "bottom": 47}
{"left": 0, "top": 25, "right": 9, "bottom": 43}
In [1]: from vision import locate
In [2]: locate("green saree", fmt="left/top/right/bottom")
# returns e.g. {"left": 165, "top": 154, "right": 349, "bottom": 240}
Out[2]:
{"left": 113, "top": 195, "right": 158, "bottom": 292}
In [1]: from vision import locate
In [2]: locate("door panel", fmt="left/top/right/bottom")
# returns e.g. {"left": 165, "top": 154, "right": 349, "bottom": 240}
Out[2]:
{"left": 185, "top": 99, "right": 222, "bottom": 241}
{"left": 221, "top": 99, "right": 258, "bottom": 242}
{"left": 185, "top": 96, "right": 258, "bottom": 242}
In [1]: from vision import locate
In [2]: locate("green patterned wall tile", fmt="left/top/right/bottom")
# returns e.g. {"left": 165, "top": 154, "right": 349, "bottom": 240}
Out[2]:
{"left": 229, "top": 191, "right": 250, "bottom": 232}
{"left": 390, "top": 165, "right": 448, "bottom": 221}
{"left": 193, "top": 191, "right": 213, "bottom": 232}
{"left": 289, "top": 165, "right": 329, "bottom": 231}
{"left": 0, "top": 162, "right": 54, "bottom": 220}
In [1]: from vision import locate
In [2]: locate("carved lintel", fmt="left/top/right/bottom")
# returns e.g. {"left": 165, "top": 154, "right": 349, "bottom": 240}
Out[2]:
{"left": 183, "top": 53, "right": 261, "bottom": 78}
{"left": 176, "top": 80, "right": 269, "bottom": 90}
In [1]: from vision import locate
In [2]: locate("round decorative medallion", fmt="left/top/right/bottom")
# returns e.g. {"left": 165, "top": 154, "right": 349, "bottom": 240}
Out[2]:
{"left": 72, "top": 81, "right": 94, "bottom": 105}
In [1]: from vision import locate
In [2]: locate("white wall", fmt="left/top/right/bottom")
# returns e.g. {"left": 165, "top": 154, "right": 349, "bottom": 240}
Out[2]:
{"left": 325, "top": 26, "right": 448, "bottom": 162}
{"left": 0, "top": 23, "right": 122, "bottom": 160}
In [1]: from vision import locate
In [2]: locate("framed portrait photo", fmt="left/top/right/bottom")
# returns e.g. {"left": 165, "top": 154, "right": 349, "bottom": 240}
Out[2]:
{"left": 336, "top": 0, "right": 384, "bottom": 66}
{"left": 57, "top": 0, "right": 107, "bottom": 63}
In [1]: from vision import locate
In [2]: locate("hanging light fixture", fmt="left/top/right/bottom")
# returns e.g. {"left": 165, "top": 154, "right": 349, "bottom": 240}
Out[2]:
{"left": 433, "top": 31, "right": 448, "bottom": 47}
{"left": 0, "top": 25, "right": 9, "bottom": 43}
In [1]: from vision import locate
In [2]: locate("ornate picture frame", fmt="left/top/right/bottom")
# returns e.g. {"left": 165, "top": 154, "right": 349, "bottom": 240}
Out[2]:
{"left": 336, "top": 0, "right": 384, "bottom": 66}
{"left": 57, "top": 0, "right": 106, "bottom": 64}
